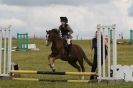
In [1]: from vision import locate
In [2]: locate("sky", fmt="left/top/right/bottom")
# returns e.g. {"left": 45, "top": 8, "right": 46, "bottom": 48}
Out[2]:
{"left": 0, "top": 0, "right": 133, "bottom": 39}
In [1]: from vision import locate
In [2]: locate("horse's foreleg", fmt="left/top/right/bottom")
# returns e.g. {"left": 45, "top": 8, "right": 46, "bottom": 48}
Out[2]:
{"left": 48, "top": 55, "right": 56, "bottom": 72}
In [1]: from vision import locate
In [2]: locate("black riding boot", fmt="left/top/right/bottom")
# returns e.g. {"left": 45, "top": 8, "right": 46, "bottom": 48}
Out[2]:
{"left": 67, "top": 44, "right": 72, "bottom": 58}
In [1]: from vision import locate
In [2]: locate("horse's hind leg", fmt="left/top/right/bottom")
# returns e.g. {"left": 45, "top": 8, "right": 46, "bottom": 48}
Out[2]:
{"left": 78, "top": 59, "right": 85, "bottom": 80}
{"left": 68, "top": 61, "right": 81, "bottom": 72}
{"left": 78, "top": 59, "right": 85, "bottom": 72}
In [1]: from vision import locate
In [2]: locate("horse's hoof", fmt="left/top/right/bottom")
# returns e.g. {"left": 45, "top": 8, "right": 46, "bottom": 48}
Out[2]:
{"left": 52, "top": 69, "right": 55, "bottom": 72}
{"left": 48, "top": 64, "right": 52, "bottom": 68}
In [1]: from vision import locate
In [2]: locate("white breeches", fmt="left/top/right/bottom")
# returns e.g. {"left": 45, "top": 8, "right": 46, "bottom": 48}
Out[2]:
{"left": 67, "top": 39, "right": 71, "bottom": 45}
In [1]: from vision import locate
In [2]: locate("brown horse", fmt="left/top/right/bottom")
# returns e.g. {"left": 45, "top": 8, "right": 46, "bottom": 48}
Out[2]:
{"left": 46, "top": 29, "right": 92, "bottom": 73}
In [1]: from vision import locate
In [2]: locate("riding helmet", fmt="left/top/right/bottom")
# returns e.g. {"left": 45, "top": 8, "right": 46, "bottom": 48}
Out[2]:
{"left": 60, "top": 17, "right": 68, "bottom": 23}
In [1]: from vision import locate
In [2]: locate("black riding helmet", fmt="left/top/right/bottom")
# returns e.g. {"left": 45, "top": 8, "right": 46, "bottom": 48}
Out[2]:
{"left": 60, "top": 17, "right": 68, "bottom": 23}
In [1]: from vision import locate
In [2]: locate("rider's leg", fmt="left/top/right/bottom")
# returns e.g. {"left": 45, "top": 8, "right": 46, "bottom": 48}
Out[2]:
{"left": 67, "top": 38, "right": 72, "bottom": 57}
{"left": 67, "top": 38, "right": 71, "bottom": 45}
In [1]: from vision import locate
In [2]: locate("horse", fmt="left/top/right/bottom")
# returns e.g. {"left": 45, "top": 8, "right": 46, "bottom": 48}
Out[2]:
{"left": 46, "top": 28, "right": 92, "bottom": 74}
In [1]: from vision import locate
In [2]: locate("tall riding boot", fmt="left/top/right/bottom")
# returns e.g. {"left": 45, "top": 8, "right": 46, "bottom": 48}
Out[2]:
{"left": 63, "top": 39, "right": 68, "bottom": 54}
{"left": 67, "top": 44, "right": 72, "bottom": 58}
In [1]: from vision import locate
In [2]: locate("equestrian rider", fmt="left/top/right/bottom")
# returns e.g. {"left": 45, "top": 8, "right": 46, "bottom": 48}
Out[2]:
{"left": 59, "top": 17, "right": 73, "bottom": 57}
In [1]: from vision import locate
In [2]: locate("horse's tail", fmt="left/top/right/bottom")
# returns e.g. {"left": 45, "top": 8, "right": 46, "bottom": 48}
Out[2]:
{"left": 82, "top": 51, "right": 92, "bottom": 66}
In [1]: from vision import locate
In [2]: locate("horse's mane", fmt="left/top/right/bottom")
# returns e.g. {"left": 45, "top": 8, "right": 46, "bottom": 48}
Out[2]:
{"left": 51, "top": 28, "right": 60, "bottom": 35}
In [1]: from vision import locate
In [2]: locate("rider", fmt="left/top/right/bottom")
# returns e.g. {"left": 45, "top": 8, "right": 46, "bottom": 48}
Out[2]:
{"left": 59, "top": 17, "right": 73, "bottom": 57}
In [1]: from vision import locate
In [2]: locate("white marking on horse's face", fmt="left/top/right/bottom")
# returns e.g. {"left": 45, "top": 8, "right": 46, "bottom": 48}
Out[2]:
{"left": 45, "top": 34, "right": 50, "bottom": 46}
{"left": 45, "top": 34, "right": 48, "bottom": 45}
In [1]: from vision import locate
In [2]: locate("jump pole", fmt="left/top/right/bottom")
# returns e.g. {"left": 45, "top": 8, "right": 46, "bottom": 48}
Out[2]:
{"left": 0, "top": 30, "right": 2, "bottom": 74}
{"left": 12, "top": 78, "right": 93, "bottom": 83}
{"left": 107, "top": 28, "right": 111, "bottom": 77}
{"left": 97, "top": 25, "right": 102, "bottom": 81}
{"left": 10, "top": 70, "right": 97, "bottom": 76}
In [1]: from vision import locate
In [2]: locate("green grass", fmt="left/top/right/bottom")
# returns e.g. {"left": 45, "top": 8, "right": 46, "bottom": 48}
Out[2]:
{"left": 0, "top": 39, "right": 133, "bottom": 88}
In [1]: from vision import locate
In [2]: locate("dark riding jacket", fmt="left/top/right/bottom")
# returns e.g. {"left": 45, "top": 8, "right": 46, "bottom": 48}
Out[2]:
{"left": 59, "top": 24, "right": 73, "bottom": 39}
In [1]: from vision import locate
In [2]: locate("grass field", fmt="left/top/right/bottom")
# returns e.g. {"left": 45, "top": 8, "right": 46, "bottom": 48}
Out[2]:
{"left": 0, "top": 39, "right": 133, "bottom": 88}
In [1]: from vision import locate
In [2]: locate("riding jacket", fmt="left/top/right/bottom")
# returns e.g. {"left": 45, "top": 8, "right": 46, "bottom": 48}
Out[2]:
{"left": 59, "top": 24, "right": 73, "bottom": 39}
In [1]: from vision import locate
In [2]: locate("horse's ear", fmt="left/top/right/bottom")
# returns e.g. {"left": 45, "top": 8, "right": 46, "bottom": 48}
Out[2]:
{"left": 46, "top": 30, "right": 48, "bottom": 33}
